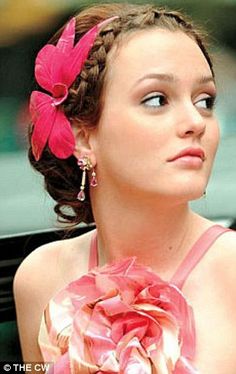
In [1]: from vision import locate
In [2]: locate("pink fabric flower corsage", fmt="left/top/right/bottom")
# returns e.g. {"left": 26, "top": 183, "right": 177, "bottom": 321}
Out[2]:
{"left": 41, "top": 258, "right": 197, "bottom": 373}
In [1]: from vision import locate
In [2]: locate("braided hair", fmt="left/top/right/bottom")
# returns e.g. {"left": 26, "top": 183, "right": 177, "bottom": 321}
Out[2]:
{"left": 29, "top": 3, "right": 213, "bottom": 226}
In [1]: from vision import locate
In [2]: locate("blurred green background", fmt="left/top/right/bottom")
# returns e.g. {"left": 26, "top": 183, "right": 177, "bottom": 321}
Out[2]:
{"left": 0, "top": 0, "right": 236, "bottom": 235}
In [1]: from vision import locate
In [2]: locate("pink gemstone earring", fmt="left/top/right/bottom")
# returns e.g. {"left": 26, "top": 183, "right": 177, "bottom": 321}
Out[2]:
{"left": 77, "top": 156, "right": 97, "bottom": 201}
{"left": 90, "top": 170, "right": 98, "bottom": 188}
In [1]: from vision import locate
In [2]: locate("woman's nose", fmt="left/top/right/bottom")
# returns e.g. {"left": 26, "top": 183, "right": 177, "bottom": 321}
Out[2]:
{"left": 177, "top": 103, "right": 206, "bottom": 138}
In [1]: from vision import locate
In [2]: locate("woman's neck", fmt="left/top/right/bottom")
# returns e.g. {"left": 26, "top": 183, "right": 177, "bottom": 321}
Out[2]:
{"left": 91, "top": 188, "right": 208, "bottom": 279}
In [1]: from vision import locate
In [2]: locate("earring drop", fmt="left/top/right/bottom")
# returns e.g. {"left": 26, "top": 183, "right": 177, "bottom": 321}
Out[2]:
{"left": 77, "top": 167, "right": 87, "bottom": 202}
{"left": 77, "top": 156, "right": 97, "bottom": 201}
{"left": 90, "top": 170, "right": 98, "bottom": 187}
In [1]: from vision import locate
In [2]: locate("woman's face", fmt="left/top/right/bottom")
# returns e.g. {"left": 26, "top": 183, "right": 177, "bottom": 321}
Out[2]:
{"left": 91, "top": 29, "right": 219, "bottom": 202}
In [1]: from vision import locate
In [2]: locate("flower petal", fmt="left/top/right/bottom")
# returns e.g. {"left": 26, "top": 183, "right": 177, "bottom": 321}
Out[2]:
{"left": 97, "top": 293, "right": 131, "bottom": 317}
{"left": 124, "top": 354, "right": 152, "bottom": 374}
{"left": 71, "top": 305, "right": 116, "bottom": 370}
{"left": 112, "top": 312, "right": 149, "bottom": 344}
{"left": 179, "top": 305, "right": 196, "bottom": 360}
{"left": 66, "top": 18, "right": 117, "bottom": 88}
{"left": 70, "top": 306, "right": 94, "bottom": 364}
{"left": 30, "top": 91, "right": 56, "bottom": 160}
{"left": 56, "top": 17, "right": 75, "bottom": 54}
{"left": 119, "top": 337, "right": 151, "bottom": 374}
{"left": 161, "top": 322, "right": 180, "bottom": 368}
{"left": 48, "top": 110, "right": 75, "bottom": 159}
{"left": 99, "top": 352, "right": 119, "bottom": 372}
{"left": 174, "top": 357, "right": 199, "bottom": 374}
{"left": 35, "top": 45, "right": 60, "bottom": 92}
{"left": 49, "top": 352, "right": 71, "bottom": 374}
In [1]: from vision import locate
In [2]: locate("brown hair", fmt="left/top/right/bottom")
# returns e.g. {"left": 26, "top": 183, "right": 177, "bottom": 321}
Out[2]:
{"left": 28, "top": 3, "right": 213, "bottom": 226}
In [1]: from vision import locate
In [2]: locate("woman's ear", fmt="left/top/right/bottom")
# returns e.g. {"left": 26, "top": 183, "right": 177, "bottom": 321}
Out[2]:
{"left": 73, "top": 125, "right": 96, "bottom": 166}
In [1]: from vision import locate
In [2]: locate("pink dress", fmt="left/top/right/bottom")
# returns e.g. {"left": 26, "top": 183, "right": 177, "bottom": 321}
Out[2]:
{"left": 38, "top": 225, "right": 230, "bottom": 373}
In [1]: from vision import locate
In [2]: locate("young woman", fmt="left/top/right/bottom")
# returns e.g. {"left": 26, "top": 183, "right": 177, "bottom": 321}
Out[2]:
{"left": 14, "top": 3, "right": 236, "bottom": 373}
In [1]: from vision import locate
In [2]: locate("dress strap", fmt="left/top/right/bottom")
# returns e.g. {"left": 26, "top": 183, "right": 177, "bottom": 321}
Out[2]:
{"left": 170, "top": 225, "right": 231, "bottom": 289}
{"left": 88, "top": 230, "right": 98, "bottom": 271}
{"left": 88, "top": 226, "right": 231, "bottom": 287}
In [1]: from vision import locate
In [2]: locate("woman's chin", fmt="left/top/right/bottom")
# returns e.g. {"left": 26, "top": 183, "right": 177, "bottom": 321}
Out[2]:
{"left": 158, "top": 188, "right": 206, "bottom": 204}
{"left": 184, "top": 189, "right": 206, "bottom": 202}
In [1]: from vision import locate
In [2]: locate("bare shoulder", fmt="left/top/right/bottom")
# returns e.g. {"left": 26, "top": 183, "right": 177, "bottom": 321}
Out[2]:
{"left": 212, "top": 228, "right": 236, "bottom": 259}
{"left": 188, "top": 227, "right": 236, "bottom": 372}
{"left": 207, "top": 228, "right": 236, "bottom": 301}
{"left": 194, "top": 216, "right": 236, "bottom": 284}
{"left": 189, "top": 227, "right": 236, "bottom": 299}
{"left": 14, "top": 228, "right": 95, "bottom": 294}
{"left": 13, "top": 229, "right": 95, "bottom": 362}
{"left": 213, "top": 228, "right": 236, "bottom": 278}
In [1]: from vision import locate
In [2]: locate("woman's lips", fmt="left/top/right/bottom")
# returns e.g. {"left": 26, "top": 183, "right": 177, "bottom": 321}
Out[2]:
{"left": 168, "top": 147, "right": 205, "bottom": 168}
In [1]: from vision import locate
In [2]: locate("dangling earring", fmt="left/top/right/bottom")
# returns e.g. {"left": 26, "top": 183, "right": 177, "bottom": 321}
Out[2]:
{"left": 77, "top": 156, "right": 97, "bottom": 201}
{"left": 90, "top": 169, "right": 98, "bottom": 187}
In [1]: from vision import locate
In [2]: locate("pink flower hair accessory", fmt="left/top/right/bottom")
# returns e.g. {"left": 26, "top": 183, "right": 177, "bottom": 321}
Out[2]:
{"left": 29, "top": 16, "right": 118, "bottom": 161}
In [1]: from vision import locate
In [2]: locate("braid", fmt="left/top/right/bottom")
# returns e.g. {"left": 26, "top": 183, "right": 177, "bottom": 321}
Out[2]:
{"left": 64, "top": 20, "right": 120, "bottom": 125}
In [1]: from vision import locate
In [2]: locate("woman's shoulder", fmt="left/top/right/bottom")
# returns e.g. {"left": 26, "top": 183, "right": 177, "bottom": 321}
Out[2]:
{"left": 13, "top": 229, "right": 94, "bottom": 362}
{"left": 193, "top": 217, "right": 236, "bottom": 273}
{"left": 213, "top": 227, "right": 236, "bottom": 277}
{"left": 205, "top": 227, "right": 236, "bottom": 303}
{"left": 14, "top": 229, "right": 95, "bottom": 304}
{"left": 189, "top": 221, "right": 236, "bottom": 294}
{"left": 13, "top": 229, "right": 95, "bottom": 362}
{"left": 212, "top": 227, "right": 236, "bottom": 260}
{"left": 195, "top": 217, "right": 236, "bottom": 263}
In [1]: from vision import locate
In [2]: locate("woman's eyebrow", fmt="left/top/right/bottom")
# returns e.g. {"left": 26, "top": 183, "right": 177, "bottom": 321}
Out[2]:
{"left": 197, "top": 75, "right": 215, "bottom": 85}
{"left": 134, "top": 73, "right": 176, "bottom": 87}
{"left": 132, "top": 73, "right": 215, "bottom": 88}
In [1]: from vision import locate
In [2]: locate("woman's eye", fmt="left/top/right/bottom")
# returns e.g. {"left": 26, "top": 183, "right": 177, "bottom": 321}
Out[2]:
{"left": 141, "top": 94, "right": 167, "bottom": 108}
{"left": 195, "top": 95, "right": 216, "bottom": 110}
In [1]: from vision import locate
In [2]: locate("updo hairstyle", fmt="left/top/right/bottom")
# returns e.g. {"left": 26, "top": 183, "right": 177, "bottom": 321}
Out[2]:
{"left": 28, "top": 3, "right": 213, "bottom": 226}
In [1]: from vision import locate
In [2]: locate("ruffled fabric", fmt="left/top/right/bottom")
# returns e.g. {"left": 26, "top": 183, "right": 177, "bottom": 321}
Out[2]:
{"left": 39, "top": 257, "right": 197, "bottom": 373}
